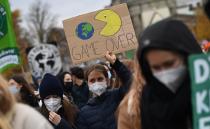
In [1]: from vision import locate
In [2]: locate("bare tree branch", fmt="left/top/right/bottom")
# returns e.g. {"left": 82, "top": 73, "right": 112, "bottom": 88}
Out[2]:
{"left": 25, "top": 0, "right": 57, "bottom": 44}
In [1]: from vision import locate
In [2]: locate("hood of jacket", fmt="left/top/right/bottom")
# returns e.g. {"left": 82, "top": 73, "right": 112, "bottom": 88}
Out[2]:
{"left": 137, "top": 18, "right": 202, "bottom": 91}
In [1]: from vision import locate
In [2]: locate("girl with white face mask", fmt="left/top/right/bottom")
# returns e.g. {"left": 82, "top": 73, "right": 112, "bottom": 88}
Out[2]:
{"left": 43, "top": 95, "right": 62, "bottom": 113}
{"left": 72, "top": 51, "right": 132, "bottom": 129}
{"left": 39, "top": 73, "right": 78, "bottom": 129}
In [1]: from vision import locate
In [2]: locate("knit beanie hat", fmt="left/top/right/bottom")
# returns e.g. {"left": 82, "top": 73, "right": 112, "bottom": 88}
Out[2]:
{"left": 39, "top": 73, "right": 63, "bottom": 99}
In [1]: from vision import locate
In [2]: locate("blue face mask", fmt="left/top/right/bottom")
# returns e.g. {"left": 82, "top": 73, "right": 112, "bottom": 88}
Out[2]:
{"left": 9, "top": 85, "right": 20, "bottom": 94}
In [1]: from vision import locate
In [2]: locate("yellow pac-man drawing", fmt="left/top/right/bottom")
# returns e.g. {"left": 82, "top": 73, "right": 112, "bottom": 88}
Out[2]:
{"left": 95, "top": 9, "right": 122, "bottom": 36}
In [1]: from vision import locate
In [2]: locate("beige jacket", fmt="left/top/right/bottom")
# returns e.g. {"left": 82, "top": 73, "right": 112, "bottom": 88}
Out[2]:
{"left": 10, "top": 103, "right": 53, "bottom": 129}
{"left": 117, "top": 88, "right": 142, "bottom": 129}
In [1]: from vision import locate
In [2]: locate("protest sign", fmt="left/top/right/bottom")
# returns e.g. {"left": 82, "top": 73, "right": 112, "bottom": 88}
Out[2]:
{"left": 63, "top": 3, "right": 138, "bottom": 64}
{"left": 189, "top": 53, "right": 210, "bottom": 129}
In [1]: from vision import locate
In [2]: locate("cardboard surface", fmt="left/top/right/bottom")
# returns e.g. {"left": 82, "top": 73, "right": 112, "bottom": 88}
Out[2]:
{"left": 63, "top": 3, "right": 138, "bottom": 64}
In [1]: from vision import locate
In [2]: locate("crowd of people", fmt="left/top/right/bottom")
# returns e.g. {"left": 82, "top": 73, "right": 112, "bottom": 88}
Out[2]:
{"left": 0, "top": 1, "right": 210, "bottom": 129}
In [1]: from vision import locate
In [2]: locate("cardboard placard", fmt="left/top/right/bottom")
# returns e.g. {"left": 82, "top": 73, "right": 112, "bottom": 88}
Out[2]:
{"left": 189, "top": 53, "right": 210, "bottom": 129}
{"left": 63, "top": 3, "right": 138, "bottom": 64}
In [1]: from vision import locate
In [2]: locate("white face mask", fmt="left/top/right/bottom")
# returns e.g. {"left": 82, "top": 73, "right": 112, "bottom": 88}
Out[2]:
{"left": 9, "top": 85, "right": 20, "bottom": 94}
{"left": 153, "top": 64, "right": 187, "bottom": 93}
{"left": 44, "top": 97, "right": 62, "bottom": 112}
{"left": 89, "top": 81, "right": 107, "bottom": 96}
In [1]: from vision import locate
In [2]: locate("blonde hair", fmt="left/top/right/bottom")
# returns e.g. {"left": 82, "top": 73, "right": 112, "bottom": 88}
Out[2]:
{"left": 0, "top": 117, "right": 12, "bottom": 129}
{"left": 116, "top": 57, "right": 145, "bottom": 129}
{"left": 0, "top": 75, "right": 15, "bottom": 129}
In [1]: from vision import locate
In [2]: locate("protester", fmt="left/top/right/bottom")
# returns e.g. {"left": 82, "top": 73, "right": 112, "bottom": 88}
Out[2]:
{"left": 39, "top": 73, "right": 78, "bottom": 129}
{"left": 137, "top": 19, "right": 202, "bottom": 129}
{"left": 74, "top": 51, "right": 132, "bottom": 129}
{"left": 8, "top": 74, "right": 39, "bottom": 107}
{"left": 0, "top": 75, "right": 53, "bottom": 129}
{"left": 59, "top": 72, "right": 73, "bottom": 101}
{"left": 70, "top": 67, "right": 89, "bottom": 108}
{"left": 117, "top": 59, "right": 145, "bottom": 129}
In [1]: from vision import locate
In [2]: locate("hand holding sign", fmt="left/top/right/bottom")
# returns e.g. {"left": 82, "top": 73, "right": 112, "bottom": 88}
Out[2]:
{"left": 105, "top": 51, "right": 116, "bottom": 65}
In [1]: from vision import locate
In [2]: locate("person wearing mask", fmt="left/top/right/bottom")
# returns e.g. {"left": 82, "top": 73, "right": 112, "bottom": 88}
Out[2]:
{"left": 74, "top": 51, "right": 132, "bottom": 129}
{"left": 137, "top": 19, "right": 202, "bottom": 129}
{"left": 8, "top": 74, "right": 39, "bottom": 107}
{"left": 59, "top": 72, "right": 73, "bottom": 102}
{"left": 70, "top": 67, "right": 89, "bottom": 108}
{"left": 0, "top": 75, "right": 53, "bottom": 129}
{"left": 39, "top": 73, "right": 78, "bottom": 129}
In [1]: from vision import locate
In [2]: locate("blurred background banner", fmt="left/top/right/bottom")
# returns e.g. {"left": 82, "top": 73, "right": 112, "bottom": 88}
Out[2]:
{"left": 27, "top": 44, "right": 62, "bottom": 79}
{"left": 0, "top": 0, "right": 20, "bottom": 73}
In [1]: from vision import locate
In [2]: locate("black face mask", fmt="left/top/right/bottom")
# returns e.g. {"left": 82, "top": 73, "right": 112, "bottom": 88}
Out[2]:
{"left": 64, "top": 82, "right": 73, "bottom": 91}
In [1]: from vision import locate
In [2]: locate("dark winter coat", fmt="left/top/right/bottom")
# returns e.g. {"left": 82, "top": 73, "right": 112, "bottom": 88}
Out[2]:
{"left": 54, "top": 108, "right": 73, "bottom": 129}
{"left": 71, "top": 81, "right": 89, "bottom": 108}
{"left": 138, "top": 19, "right": 202, "bottom": 129}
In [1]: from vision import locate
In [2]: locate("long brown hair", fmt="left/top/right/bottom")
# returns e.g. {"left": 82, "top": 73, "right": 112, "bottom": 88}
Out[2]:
{"left": 9, "top": 74, "right": 35, "bottom": 96}
{"left": 63, "top": 97, "right": 78, "bottom": 127}
{"left": 113, "top": 59, "right": 135, "bottom": 88}
{"left": 9, "top": 74, "right": 39, "bottom": 105}
{"left": 40, "top": 97, "right": 78, "bottom": 128}
{"left": 116, "top": 57, "right": 145, "bottom": 129}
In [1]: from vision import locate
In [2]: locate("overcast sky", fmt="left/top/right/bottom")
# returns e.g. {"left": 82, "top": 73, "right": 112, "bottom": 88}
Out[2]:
{"left": 9, "top": 0, "right": 111, "bottom": 27}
